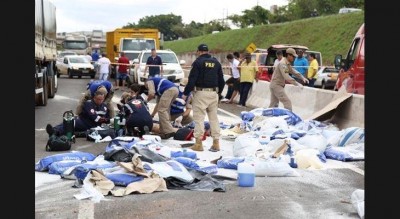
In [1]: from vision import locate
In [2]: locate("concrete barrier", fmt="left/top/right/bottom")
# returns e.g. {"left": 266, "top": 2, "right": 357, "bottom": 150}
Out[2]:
{"left": 220, "top": 78, "right": 364, "bottom": 129}
{"left": 184, "top": 69, "right": 364, "bottom": 129}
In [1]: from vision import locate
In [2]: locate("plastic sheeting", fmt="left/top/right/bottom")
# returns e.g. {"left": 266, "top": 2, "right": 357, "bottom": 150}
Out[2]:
{"left": 324, "top": 143, "right": 364, "bottom": 161}
{"left": 35, "top": 151, "right": 96, "bottom": 172}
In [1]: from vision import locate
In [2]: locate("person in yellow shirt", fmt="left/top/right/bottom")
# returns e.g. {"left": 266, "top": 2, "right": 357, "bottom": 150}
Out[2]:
{"left": 238, "top": 53, "right": 258, "bottom": 107}
{"left": 306, "top": 53, "right": 319, "bottom": 87}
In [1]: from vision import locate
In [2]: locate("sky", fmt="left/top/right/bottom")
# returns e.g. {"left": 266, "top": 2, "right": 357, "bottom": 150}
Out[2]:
{"left": 50, "top": 0, "right": 288, "bottom": 33}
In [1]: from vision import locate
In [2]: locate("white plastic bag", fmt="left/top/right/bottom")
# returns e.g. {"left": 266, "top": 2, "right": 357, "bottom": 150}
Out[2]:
{"left": 253, "top": 158, "right": 300, "bottom": 177}
{"left": 351, "top": 189, "right": 364, "bottom": 219}
{"left": 233, "top": 133, "right": 264, "bottom": 157}
{"left": 296, "top": 134, "right": 327, "bottom": 153}
{"left": 148, "top": 160, "right": 194, "bottom": 183}
{"left": 295, "top": 149, "right": 324, "bottom": 169}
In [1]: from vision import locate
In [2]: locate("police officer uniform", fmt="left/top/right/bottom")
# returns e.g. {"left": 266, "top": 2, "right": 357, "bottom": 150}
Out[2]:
{"left": 145, "top": 77, "right": 179, "bottom": 137}
{"left": 183, "top": 44, "right": 225, "bottom": 152}
{"left": 269, "top": 48, "right": 307, "bottom": 111}
{"left": 76, "top": 80, "right": 115, "bottom": 117}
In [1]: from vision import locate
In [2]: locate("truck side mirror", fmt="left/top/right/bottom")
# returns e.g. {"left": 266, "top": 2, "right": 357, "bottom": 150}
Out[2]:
{"left": 113, "top": 45, "right": 118, "bottom": 52}
{"left": 334, "top": 54, "right": 342, "bottom": 70}
{"left": 179, "top": 60, "right": 186, "bottom": 65}
{"left": 133, "top": 58, "right": 139, "bottom": 63}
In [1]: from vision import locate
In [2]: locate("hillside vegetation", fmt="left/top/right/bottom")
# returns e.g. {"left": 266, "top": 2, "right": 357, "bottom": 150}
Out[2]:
{"left": 164, "top": 12, "right": 364, "bottom": 65}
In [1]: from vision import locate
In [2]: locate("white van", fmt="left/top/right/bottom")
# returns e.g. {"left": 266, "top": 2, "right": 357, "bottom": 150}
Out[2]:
{"left": 132, "top": 49, "right": 186, "bottom": 86}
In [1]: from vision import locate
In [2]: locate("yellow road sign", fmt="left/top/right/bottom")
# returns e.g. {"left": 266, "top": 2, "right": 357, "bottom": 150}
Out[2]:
{"left": 246, "top": 43, "right": 257, "bottom": 53}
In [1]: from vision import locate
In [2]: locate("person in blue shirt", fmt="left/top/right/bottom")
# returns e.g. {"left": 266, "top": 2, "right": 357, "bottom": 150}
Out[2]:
{"left": 76, "top": 80, "right": 115, "bottom": 117}
{"left": 293, "top": 49, "right": 308, "bottom": 84}
{"left": 46, "top": 91, "right": 111, "bottom": 137}
{"left": 144, "top": 77, "right": 178, "bottom": 139}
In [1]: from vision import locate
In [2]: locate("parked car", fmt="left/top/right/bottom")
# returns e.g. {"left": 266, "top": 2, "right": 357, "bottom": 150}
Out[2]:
{"left": 56, "top": 55, "right": 96, "bottom": 78}
{"left": 251, "top": 45, "right": 322, "bottom": 83}
{"left": 56, "top": 50, "right": 78, "bottom": 63}
{"left": 314, "top": 66, "right": 339, "bottom": 89}
{"left": 132, "top": 49, "right": 186, "bottom": 86}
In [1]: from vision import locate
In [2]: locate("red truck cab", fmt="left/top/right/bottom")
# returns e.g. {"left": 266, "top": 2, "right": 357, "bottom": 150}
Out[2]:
{"left": 334, "top": 23, "right": 365, "bottom": 94}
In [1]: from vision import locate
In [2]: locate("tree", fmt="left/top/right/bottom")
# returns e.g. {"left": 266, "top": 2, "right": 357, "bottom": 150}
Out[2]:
{"left": 123, "top": 14, "right": 184, "bottom": 41}
{"left": 202, "top": 20, "right": 231, "bottom": 34}
{"left": 228, "top": 5, "right": 271, "bottom": 28}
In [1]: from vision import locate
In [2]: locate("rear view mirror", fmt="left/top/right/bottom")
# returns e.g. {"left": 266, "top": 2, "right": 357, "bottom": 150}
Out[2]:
{"left": 179, "top": 60, "right": 186, "bottom": 65}
{"left": 334, "top": 55, "right": 342, "bottom": 70}
{"left": 133, "top": 58, "right": 139, "bottom": 63}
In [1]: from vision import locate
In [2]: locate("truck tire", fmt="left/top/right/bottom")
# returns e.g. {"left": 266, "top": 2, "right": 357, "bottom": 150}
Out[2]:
{"left": 47, "top": 63, "right": 56, "bottom": 98}
{"left": 68, "top": 69, "right": 73, "bottom": 78}
{"left": 54, "top": 74, "right": 58, "bottom": 93}
{"left": 47, "top": 75, "right": 55, "bottom": 98}
{"left": 37, "top": 67, "right": 48, "bottom": 106}
{"left": 56, "top": 68, "right": 60, "bottom": 78}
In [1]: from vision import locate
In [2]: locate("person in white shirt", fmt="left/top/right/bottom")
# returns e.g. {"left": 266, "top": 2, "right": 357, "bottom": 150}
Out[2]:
{"left": 97, "top": 53, "right": 111, "bottom": 81}
{"left": 227, "top": 53, "right": 241, "bottom": 104}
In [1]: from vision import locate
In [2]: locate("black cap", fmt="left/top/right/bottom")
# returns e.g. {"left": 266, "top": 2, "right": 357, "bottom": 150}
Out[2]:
{"left": 197, "top": 44, "right": 209, "bottom": 51}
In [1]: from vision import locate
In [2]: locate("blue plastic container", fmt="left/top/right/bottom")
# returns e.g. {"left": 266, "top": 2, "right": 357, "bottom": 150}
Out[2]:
{"left": 237, "top": 163, "right": 255, "bottom": 187}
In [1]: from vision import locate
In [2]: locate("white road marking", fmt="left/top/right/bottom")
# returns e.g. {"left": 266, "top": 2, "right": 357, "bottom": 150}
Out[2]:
{"left": 54, "top": 95, "right": 79, "bottom": 102}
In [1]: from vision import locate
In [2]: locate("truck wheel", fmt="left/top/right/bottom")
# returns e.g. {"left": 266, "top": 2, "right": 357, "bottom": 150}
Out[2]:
{"left": 90, "top": 75, "right": 95, "bottom": 79}
{"left": 37, "top": 68, "right": 48, "bottom": 106}
{"left": 78, "top": 76, "right": 82, "bottom": 79}
{"left": 47, "top": 75, "right": 55, "bottom": 98}
{"left": 56, "top": 68, "right": 60, "bottom": 78}
{"left": 68, "top": 69, "right": 73, "bottom": 78}
{"left": 47, "top": 63, "right": 56, "bottom": 98}
{"left": 54, "top": 75, "right": 58, "bottom": 93}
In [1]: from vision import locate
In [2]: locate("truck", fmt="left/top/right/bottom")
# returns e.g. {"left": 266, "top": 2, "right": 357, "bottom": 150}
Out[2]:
{"left": 106, "top": 28, "right": 163, "bottom": 78}
{"left": 62, "top": 34, "right": 91, "bottom": 55}
{"left": 35, "top": 0, "right": 58, "bottom": 106}
{"left": 334, "top": 23, "right": 365, "bottom": 95}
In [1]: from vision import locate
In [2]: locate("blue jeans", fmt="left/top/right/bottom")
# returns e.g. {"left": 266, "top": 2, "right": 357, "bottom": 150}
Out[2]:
{"left": 239, "top": 82, "right": 253, "bottom": 106}
{"left": 308, "top": 78, "right": 316, "bottom": 87}
{"left": 225, "top": 86, "right": 233, "bottom": 99}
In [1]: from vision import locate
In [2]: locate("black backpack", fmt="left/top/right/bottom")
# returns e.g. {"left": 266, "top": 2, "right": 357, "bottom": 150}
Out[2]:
{"left": 45, "top": 134, "right": 72, "bottom": 151}
{"left": 173, "top": 127, "right": 194, "bottom": 141}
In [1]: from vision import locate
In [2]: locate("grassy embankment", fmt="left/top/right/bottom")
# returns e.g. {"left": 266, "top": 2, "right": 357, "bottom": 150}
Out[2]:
{"left": 164, "top": 12, "right": 364, "bottom": 65}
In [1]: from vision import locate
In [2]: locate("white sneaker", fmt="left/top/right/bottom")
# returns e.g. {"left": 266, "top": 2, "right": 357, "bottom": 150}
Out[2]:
{"left": 221, "top": 98, "right": 229, "bottom": 102}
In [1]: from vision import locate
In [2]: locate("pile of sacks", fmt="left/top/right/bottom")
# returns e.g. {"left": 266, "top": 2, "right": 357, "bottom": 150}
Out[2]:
{"left": 218, "top": 107, "right": 364, "bottom": 173}
{"left": 35, "top": 136, "right": 227, "bottom": 202}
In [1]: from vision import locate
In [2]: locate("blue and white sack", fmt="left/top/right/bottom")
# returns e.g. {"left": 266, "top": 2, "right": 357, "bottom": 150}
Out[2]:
{"left": 35, "top": 151, "right": 96, "bottom": 172}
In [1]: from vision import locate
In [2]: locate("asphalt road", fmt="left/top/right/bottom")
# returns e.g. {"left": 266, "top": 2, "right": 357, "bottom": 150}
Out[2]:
{"left": 35, "top": 77, "right": 364, "bottom": 219}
